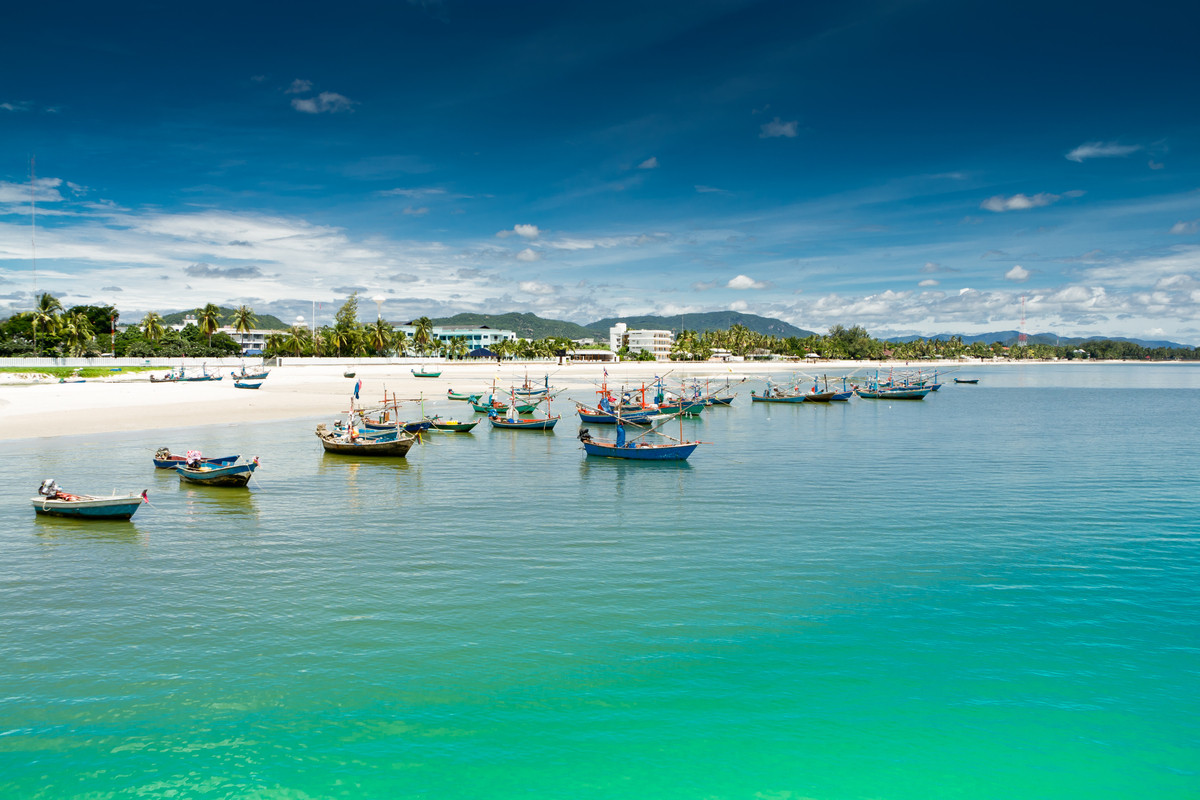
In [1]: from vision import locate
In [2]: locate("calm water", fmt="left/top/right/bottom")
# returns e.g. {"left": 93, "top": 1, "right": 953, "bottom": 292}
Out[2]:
{"left": 2, "top": 365, "right": 1198, "bottom": 799}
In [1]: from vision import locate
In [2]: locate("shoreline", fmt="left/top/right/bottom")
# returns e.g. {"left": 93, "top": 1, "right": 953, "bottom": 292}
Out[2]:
{"left": 0, "top": 359, "right": 1192, "bottom": 441}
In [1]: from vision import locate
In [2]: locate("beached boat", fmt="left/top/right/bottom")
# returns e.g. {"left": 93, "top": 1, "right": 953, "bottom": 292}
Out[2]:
{"left": 412, "top": 368, "right": 442, "bottom": 378}
{"left": 230, "top": 368, "right": 269, "bottom": 380}
{"left": 954, "top": 378, "right": 979, "bottom": 384}
{"left": 31, "top": 480, "right": 146, "bottom": 520}
{"left": 343, "top": 370, "right": 356, "bottom": 378}
{"left": 59, "top": 370, "right": 86, "bottom": 384}
{"left": 234, "top": 379, "right": 264, "bottom": 389}
{"left": 150, "top": 368, "right": 223, "bottom": 383}
{"left": 577, "top": 427, "right": 698, "bottom": 461}
{"left": 152, "top": 448, "right": 238, "bottom": 470}
{"left": 315, "top": 424, "right": 416, "bottom": 456}
{"left": 176, "top": 459, "right": 259, "bottom": 487}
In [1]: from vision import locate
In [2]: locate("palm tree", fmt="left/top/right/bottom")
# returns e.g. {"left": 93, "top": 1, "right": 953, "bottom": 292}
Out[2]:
{"left": 412, "top": 316, "right": 434, "bottom": 356}
{"left": 232, "top": 305, "right": 256, "bottom": 334}
{"left": 31, "top": 292, "right": 62, "bottom": 355}
{"left": 368, "top": 319, "right": 392, "bottom": 355}
{"left": 62, "top": 311, "right": 95, "bottom": 356}
{"left": 392, "top": 329, "right": 409, "bottom": 357}
{"left": 197, "top": 303, "right": 222, "bottom": 347}
{"left": 141, "top": 312, "right": 165, "bottom": 343}
{"left": 287, "top": 325, "right": 309, "bottom": 357}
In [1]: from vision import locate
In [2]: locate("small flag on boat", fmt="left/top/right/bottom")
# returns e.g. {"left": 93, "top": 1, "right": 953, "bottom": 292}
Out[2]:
{"left": 354, "top": 379, "right": 361, "bottom": 399}
{"left": 141, "top": 490, "right": 148, "bottom": 501}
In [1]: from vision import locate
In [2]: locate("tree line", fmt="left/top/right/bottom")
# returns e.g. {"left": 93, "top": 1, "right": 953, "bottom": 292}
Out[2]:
{"left": 2, "top": 294, "right": 1196, "bottom": 361}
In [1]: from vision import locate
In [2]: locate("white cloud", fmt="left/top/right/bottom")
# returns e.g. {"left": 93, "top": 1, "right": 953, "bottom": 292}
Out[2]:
{"left": 516, "top": 248, "right": 540, "bottom": 262}
{"left": 695, "top": 185, "right": 728, "bottom": 194}
{"left": 0, "top": 177, "right": 65, "bottom": 204}
{"left": 519, "top": 280, "right": 554, "bottom": 294}
{"left": 402, "top": 207, "right": 428, "bottom": 216}
{"left": 1005, "top": 265, "right": 1030, "bottom": 282}
{"left": 727, "top": 274, "right": 767, "bottom": 290}
{"left": 729, "top": 300, "right": 748, "bottom": 311}
{"left": 759, "top": 117, "right": 798, "bottom": 138}
{"left": 1149, "top": 160, "right": 1165, "bottom": 170}
{"left": 919, "top": 279, "right": 939, "bottom": 287}
{"left": 981, "top": 192, "right": 1065, "bottom": 212}
{"left": 1, "top": 101, "right": 31, "bottom": 112}
{"left": 285, "top": 79, "right": 313, "bottom": 95}
{"left": 1066, "top": 141, "right": 1142, "bottom": 162}
{"left": 1169, "top": 219, "right": 1198, "bottom": 235}
{"left": 638, "top": 157, "right": 659, "bottom": 169}
{"left": 291, "top": 92, "right": 355, "bottom": 114}
{"left": 381, "top": 187, "right": 447, "bottom": 199}
{"left": 513, "top": 224, "right": 540, "bottom": 239}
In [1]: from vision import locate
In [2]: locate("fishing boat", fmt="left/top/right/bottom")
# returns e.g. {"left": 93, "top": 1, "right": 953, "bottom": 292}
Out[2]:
{"left": 428, "top": 418, "right": 478, "bottom": 432}
{"left": 512, "top": 372, "right": 553, "bottom": 398}
{"left": 59, "top": 370, "right": 86, "bottom": 384}
{"left": 234, "top": 379, "right": 264, "bottom": 389}
{"left": 176, "top": 458, "right": 259, "bottom": 487}
{"left": 577, "top": 426, "right": 698, "bottom": 461}
{"left": 152, "top": 448, "right": 238, "bottom": 469}
{"left": 749, "top": 377, "right": 808, "bottom": 403}
{"left": 230, "top": 367, "right": 269, "bottom": 380}
{"left": 31, "top": 480, "right": 146, "bottom": 520}
{"left": 471, "top": 396, "right": 537, "bottom": 414}
{"left": 446, "top": 389, "right": 474, "bottom": 401}
{"left": 412, "top": 368, "right": 442, "bottom": 378}
{"left": 575, "top": 401, "right": 658, "bottom": 425}
{"left": 489, "top": 413, "right": 559, "bottom": 430}
{"left": 343, "top": 370, "right": 356, "bottom": 378}
{"left": 315, "top": 423, "right": 416, "bottom": 456}
{"left": 855, "top": 386, "right": 932, "bottom": 400}
{"left": 150, "top": 365, "right": 223, "bottom": 383}
{"left": 954, "top": 378, "right": 979, "bottom": 384}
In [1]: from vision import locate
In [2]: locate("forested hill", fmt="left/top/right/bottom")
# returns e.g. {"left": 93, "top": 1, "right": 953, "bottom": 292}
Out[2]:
{"left": 429, "top": 312, "right": 595, "bottom": 340}
{"left": 587, "top": 311, "right": 814, "bottom": 338}
{"left": 161, "top": 307, "right": 289, "bottom": 330}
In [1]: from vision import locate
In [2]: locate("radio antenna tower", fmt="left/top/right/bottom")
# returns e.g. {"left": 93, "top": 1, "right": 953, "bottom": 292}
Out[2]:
{"left": 1018, "top": 295, "right": 1028, "bottom": 347}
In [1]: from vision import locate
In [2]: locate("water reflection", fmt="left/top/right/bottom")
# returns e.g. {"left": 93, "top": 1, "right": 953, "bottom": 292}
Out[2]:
{"left": 178, "top": 484, "right": 260, "bottom": 522}
{"left": 32, "top": 515, "right": 146, "bottom": 545}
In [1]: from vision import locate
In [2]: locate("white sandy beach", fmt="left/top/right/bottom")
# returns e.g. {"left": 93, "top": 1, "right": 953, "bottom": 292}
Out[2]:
{"left": 0, "top": 358, "right": 1039, "bottom": 441}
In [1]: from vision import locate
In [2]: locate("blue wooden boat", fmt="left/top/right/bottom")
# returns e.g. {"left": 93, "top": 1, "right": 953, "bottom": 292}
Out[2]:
{"left": 488, "top": 412, "right": 559, "bottom": 430}
{"left": 153, "top": 449, "right": 239, "bottom": 470}
{"left": 575, "top": 404, "right": 658, "bottom": 425}
{"left": 176, "top": 459, "right": 259, "bottom": 486}
{"left": 954, "top": 378, "right": 979, "bottom": 384}
{"left": 31, "top": 480, "right": 146, "bottom": 520}
{"left": 230, "top": 369, "right": 269, "bottom": 380}
{"left": 234, "top": 379, "right": 264, "bottom": 389}
{"left": 856, "top": 387, "right": 932, "bottom": 400}
{"left": 577, "top": 428, "right": 698, "bottom": 461}
{"left": 363, "top": 417, "right": 432, "bottom": 433}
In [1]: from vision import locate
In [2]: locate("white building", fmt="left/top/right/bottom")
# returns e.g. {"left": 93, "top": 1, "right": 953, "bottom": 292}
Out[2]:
{"left": 170, "top": 315, "right": 275, "bottom": 354}
{"left": 609, "top": 323, "right": 674, "bottom": 361}
{"left": 396, "top": 324, "right": 517, "bottom": 351}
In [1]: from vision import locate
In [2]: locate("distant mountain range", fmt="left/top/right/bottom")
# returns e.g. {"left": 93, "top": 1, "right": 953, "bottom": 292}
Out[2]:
{"left": 588, "top": 311, "right": 815, "bottom": 339}
{"left": 161, "top": 307, "right": 289, "bottom": 330}
{"left": 430, "top": 310, "right": 815, "bottom": 340}
{"left": 885, "top": 331, "right": 1195, "bottom": 349}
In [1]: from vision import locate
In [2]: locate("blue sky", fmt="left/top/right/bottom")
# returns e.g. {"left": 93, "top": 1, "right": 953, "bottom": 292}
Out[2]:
{"left": 1, "top": 0, "right": 1198, "bottom": 341}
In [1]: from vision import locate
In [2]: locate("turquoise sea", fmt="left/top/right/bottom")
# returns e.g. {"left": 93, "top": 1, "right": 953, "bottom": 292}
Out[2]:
{"left": 1, "top": 364, "right": 1198, "bottom": 799}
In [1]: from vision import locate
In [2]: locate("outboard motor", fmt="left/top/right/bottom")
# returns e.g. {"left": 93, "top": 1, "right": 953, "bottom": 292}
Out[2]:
{"left": 38, "top": 479, "right": 58, "bottom": 497}
{"left": 577, "top": 428, "right": 592, "bottom": 443}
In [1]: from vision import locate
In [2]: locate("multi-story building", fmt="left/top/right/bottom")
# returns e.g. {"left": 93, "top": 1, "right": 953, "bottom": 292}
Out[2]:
{"left": 395, "top": 324, "right": 517, "bottom": 351}
{"left": 609, "top": 323, "right": 673, "bottom": 361}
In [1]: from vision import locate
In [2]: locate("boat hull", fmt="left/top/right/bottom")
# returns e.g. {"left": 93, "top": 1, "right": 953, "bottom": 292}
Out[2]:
{"left": 430, "top": 420, "right": 478, "bottom": 432}
{"left": 31, "top": 494, "right": 144, "bottom": 520}
{"left": 316, "top": 430, "right": 416, "bottom": 456}
{"left": 176, "top": 461, "right": 258, "bottom": 486}
{"left": 153, "top": 453, "right": 238, "bottom": 470}
{"left": 750, "top": 393, "right": 807, "bottom": 403}
{"left": 489, "top": 416, "right": 559, "bottom": 430}
{"left": 856, "top": 388, "right": 931, "bottom": 399}
{"left": 582, "top": 441, "right": 698, "bottom": 461}
{"left": 412, "top": 370, "right": 442, "bottom": 378}
{"left": 233, "top": 380, "right": 264, "bottom": 389}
